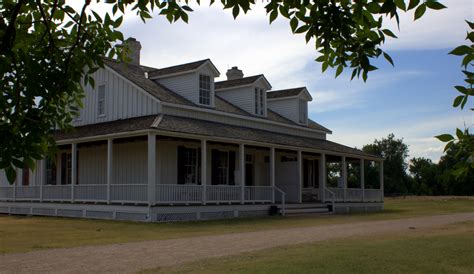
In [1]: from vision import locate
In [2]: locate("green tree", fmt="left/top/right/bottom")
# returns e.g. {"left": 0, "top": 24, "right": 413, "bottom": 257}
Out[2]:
{"left": 409, "top": 157, "right": 438, "bottom": 195}
{"left": 0, "top": 0, "right": 446, "bottom": 183}
{"left": 362, "top": 133, "right": 410, "bottom": 195}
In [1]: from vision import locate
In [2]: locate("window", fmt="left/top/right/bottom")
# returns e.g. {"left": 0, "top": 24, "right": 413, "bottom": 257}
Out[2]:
{"left": 199, "top": 75, "right": 211, "bottom": 105}
{"left": 211, "top": 150, "right": 236, "bottom": 185}
{"left": 61, "top": 152, "right": 72, "bottom": 185}
{"left": 299, "top": 99, "right": 307, "bottom": 124}
{"left": 245, "top": 154, "right": 254, "bottom": 186}
{"left": 255, "top": 88, "right": 265, "bottom": 116}
{"left": 177, "top": 146, "right": 201, "bottom": 185}
{"left": 22, "top": 168, "right": 29, "bottom": 186}
{"left": 98, "top": 84, "right": 106, "bottom": 116}
{"left": 46, "top": 157, "right": 57, "bottom": 185}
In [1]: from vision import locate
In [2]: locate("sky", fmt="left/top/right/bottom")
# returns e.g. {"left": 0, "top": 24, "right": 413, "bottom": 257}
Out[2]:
{"left": 87, "top": 0, "right": 473, "bottom": 162}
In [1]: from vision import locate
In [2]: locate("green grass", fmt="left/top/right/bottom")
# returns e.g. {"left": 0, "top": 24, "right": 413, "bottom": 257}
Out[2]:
{"left": 155, "top": 221, "right": 474, "bottom": 274}
{"left": 0, "top": 196, "right": 473, "bottom": 254}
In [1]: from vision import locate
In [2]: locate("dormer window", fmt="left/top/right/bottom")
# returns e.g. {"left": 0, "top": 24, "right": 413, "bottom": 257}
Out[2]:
{"left": 98, "top": 84, "right": 106, "bottom": 116}
{"left": 199, "top": 74, "right": 211, "bottom": 105}
{"left": 299, "top": 99, "right": 308, "bottom": 124}
{"left": 254, "top": 87, "right": 265, "bottom": 116}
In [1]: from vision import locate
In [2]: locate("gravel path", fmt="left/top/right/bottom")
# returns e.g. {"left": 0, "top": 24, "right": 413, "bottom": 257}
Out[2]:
{"left": 1, "top": 212, "right": 473, "bottom": 273}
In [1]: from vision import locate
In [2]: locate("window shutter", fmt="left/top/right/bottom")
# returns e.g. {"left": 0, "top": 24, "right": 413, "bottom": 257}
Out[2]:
{"left": 177, "top": 146, "right": 185, "bottom": 184}
{"left": 61, "top": 153, "right": 66, "bottom": 185}
{"left": 228, "top": 151, "right": 236, "bottom": 185}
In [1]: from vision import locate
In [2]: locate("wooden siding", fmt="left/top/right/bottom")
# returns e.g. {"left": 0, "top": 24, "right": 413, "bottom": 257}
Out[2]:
{"left": 216, "top": 86, "right": 254, "bottom": 115}
{"left": 162, "top": 105, "right": 326, "bottom": 140}
{"left": 275, "top": 151, "right": 300, "bottom": 203}
{"left": 0, "top": 163, "right": 42, "bottom": 187}
{"left": 73, "top": 67, "right": 161, "bottom": 126}
{"left": 267, "top": 97, "right": 299, "bottom": 124}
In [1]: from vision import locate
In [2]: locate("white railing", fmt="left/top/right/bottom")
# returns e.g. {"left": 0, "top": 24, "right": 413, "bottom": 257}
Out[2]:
{"left": 0, "top": 186, "right": 13, "bottom": 201}
{"left": 346, "top": 188, "right": 363, "bottom": 202}
{"left": 43, "top": 185, "right": 72, "bottom": 201}
{"left": 156, "top": 184, "right": 203, "bottom": 204}
{"left": 274, "top": 186, "right": 286, "bottom": 216}
{"left": 324, "top": 188, "right": 336, "bottom": 213}
{"left": 110, "top": 184, "right": 147, "bottom": 203}
{"left": 327, "top": 187, "right": 345, "bottom": 202}
{"left": 206, "top": 185, "right": 241, "bottom": 203}
{"left": 244, "top": 186, "right": 273, "bottom": 202}
{"left": 74, "top": 184, "right": 107, "bottom": 202}
{"left": 15, "top": 186, "right": 40, "bottom": 200}
{"left": 365, "top": 189, "right": 383, "bottom": 202}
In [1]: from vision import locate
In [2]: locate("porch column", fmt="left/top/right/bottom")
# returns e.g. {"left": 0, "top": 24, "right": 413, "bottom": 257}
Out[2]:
{"left": 360, "top": 159, "right": 365, "bottom": 202}
{"left": 379, "top": 160, "right": 384, "bottom": 201}
{"left": 297, "top": 150, "right": 302, "bottom": 203}
{"left": 320, "top": 153, "right": 326, "bottom": 203}
{"left": 71, "top": 143, "right": 77, "bottom": 203}
{"left": 107, "top": 138, "right": 113, "bottom": 204}
{"left": 147, "top": 133, "right": 156, "bottom": 206}
{"left": 239, "top": 143, "right": 245, "bottom": 204}
{"left": 201, "top": 139, "right": 207, "bottom": 205}
{"left": 270, "top": 147, "right": 275, "bottom": 203}
{"left": 40, "top": 159, "right": 44, "bottom": 202}
{"left": 341, "top": 156, "right": 347, "bottom": 202}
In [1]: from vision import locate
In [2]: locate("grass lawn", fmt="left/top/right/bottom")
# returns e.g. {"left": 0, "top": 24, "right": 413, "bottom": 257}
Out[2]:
{"left": 0, "top": 196, "right": 473, "bottom": 254}
{"left": 156, "top": 221, "right": 474, "bottom": 274}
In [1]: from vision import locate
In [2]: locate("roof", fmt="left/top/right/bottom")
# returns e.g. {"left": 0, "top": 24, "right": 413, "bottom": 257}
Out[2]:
{"left": 215, "top": 75, "right": 265, "bottom": 90}
{"left": 267, "top": 87, "right": 307, "bottom": 99}
{"left": 55, "top": 115, "right": 380, "bottom": 159}
{"left": 103, "top": 58, "right": 329, "bottom": 133}
{"left": 308, "top": 119, "right": 332, "bottom": 134}
{"left": 147, "top": 59, "right": 218, "bottom": 78}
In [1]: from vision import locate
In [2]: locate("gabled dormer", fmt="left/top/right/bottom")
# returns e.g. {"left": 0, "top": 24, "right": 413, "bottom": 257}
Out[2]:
{"left": 148, "top": 59, "right": 220, "bottom": 107}
{"left": 267, "top": 87, "right": 313, "bottom": 125}
{"left": 215, "top": 67, "right": 272, "bottom": 117}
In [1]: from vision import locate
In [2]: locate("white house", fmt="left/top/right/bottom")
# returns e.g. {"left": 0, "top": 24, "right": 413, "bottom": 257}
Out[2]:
{"left": 0, "top": 38, "right": 384, "bottom": 222}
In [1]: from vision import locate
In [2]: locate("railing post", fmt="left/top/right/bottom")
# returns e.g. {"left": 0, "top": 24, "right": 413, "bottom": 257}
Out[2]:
{"left": 341, "top": 156, "right": 347, "bottom": 202}
{"left": 239, "top": 143, "right": 245, "bottom": 204}
{"left": 71, "top": 143, "right": 77, "bottom": 203}
{"left": 320, "top": 153, "right": 326, "bottom": 203}
{"left": 297, "top": 150, "right": 303, "bottom": 203}
{"left": 107, "top": 138, "right": 113, "bottom": 204}
{"left": 270, "top": 147, "right": 275, "bottom": 204}
{"left": 147, "top": 133, "right": 156, "bottom": 206}
{"left": 201, "top": 139, "right": 207, "bottom": 205}
{"left": 360, "top": 158, "right": 365, "bottom": 202}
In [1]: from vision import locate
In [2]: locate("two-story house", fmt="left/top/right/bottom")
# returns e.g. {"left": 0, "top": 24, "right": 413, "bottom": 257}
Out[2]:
{"left": 0, "top": 38, "right": 384, "bottom": 222}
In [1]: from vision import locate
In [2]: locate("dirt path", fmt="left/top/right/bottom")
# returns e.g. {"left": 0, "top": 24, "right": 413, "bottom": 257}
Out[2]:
{"left": 1, "top": 212, "right": 473, "bottom": 273}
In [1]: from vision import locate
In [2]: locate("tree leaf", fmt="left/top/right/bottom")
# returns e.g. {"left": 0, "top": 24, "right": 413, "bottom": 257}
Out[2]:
{"left": 435, "top": 134, "right": 455, "bottom": 142}
{"left": 5, "top": 166, "right": 16, "bottom": 184}
{"left": 425, "top": 1, "right": 446, "bottom": 10}
{"left": 383, "top": 52, "right": 395, "bottom": 66}
{"left": 335, "top": 65, "right": 343, "bottom": 78}
{"left": 269, "top": 9, "right": 278, "bottom": 24}
{"left": 414, "top": 4, "right": 426, "bottom": 20}
{"left": 453, "top": 95, "right": 464, "bottom": 107}
{"left": 382, "top": 29, "right": 398, "bottom": 38}
{"left": 449, "top": 45, "right": 471, "bottom": 56}
{"left": 407, "top": 0, "right": 420, "bottom": 10}
{"left": 290, "top": 17, "right": 298, "bottom": 32}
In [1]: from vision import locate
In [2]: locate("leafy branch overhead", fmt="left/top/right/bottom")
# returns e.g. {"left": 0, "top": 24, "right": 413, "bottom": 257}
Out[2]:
{"left": 435, "top": 20, "right": 474, "bottom": 179}
{"left": 0, "top": 0, "right": 445, "bottom": 183}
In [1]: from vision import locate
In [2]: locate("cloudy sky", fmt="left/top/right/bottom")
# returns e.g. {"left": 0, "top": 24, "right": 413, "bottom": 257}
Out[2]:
{"left": 95, "top": 0, "right": 472, "bottom": 162}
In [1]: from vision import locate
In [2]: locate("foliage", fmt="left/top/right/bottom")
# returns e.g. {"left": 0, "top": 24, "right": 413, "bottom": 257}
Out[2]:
{"left": 409, "top": 157, "right": 438, "bottom": 195}
{"left": 0, "top": 0, "right": 445, "bottom": 183}
{"left": 436, "top": 21, "right": 474, "bottom": 179}
{"left": 362, "top": 133, "right": 409, "bottom": 195}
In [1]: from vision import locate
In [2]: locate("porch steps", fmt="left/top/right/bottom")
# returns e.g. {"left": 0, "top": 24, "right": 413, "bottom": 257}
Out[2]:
{"left": 278, "top": 203, "right": 332, "bottom": 216}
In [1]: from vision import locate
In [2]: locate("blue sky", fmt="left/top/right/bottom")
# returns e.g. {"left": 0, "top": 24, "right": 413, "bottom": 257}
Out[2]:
{"left": 82, "top": 0, "right": 473, "bottom": 162}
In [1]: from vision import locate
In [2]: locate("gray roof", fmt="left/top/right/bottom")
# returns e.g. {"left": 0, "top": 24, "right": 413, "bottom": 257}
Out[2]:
{"left": 147, "top": 59, "right": 209, "bottom": 78}
{"left": 103, "top": 58, "right": 330, "bottom": 133}
{"left": 215, "top": 75, "right": 263, "bottom": 90}
{"left": 308, "top": 119, "right": 332, "bottom": 134}
{"left": 267, "top": 87, "right": 306, "bottom": 99}
{"left": 55, "top": 115, "right": 380, "bottom": 159}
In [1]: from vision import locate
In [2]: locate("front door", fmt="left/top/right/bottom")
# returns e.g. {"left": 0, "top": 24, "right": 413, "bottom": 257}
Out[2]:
{"left": 302, "top": 158, "right": 320, "bottom": 202}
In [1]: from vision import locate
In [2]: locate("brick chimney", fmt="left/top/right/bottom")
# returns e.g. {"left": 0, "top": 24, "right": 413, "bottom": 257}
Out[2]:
{"left": 226, "top": 66, "right": 244, "bottom": 80}
{"left": 124, "top": 37, "right": 141, "bottom": 65}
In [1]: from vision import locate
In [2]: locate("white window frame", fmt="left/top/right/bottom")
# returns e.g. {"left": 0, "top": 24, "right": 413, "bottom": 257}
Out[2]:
{"left": 183, "top": 147, "right": 199, "bottom": 185}
{"left": 199, "top": 74, "right": 211, "bottom": 106}
{"left": 215, "top": 150, "right": 230, "bottom": 185}
{"left": 97, "top": 84, "right": 106, "bottom": 117}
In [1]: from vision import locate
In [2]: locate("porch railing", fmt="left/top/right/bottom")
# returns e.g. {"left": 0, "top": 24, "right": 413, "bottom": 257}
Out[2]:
{"left": 327, "top": 187, "right": 345, "bottom": 202}
{"left": 156, "top": 184, "right": 203, "bottom": 204}
{"left": 75, "top": 185, "right": 107, "bottom": 202}
{"left": 244, "top": 186, "right": 273, "bottom": 202}
{"left": 206, "top": 185, "right": 241, "bottom": 203}
{"left": 324, "top": 188, "right": 336, "bottom": 213}
{"left": 364, "top": 189, "right": 384, "bottom": 202}
{"left": 110, "top": 184, "right": 148, "bottom": 203}
{"left": 43, "top": 185, "right": 71, "bottom": 201}
{"left": 346, "top": 188, "right": 364, "bottom": 202}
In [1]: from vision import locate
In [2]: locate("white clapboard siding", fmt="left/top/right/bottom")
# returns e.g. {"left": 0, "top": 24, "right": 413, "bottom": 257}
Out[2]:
{"left": 275, "top": 151, "right": 300, "bottom": 203}
{"left": 268, "top": 97, "right": 299, "bottom": 124}
{"left": 73, "top": 67, "right": 161, "bottom": 126}
{"left": 156, "top": 73, "right": 198, "bottom": 104}
{"left": 113, "top": 141, "right": 147, "bottom": 185}
{"left": 78, "top": 145, "right": 107, "bottom": 185}
{"left": 216, "top": 85, "right": 254, "bottom": 115}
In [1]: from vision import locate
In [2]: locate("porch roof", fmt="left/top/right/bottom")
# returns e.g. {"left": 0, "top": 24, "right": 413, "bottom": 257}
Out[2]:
{"left": 54, "top": 115, "right": 381, "bottom": 159}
